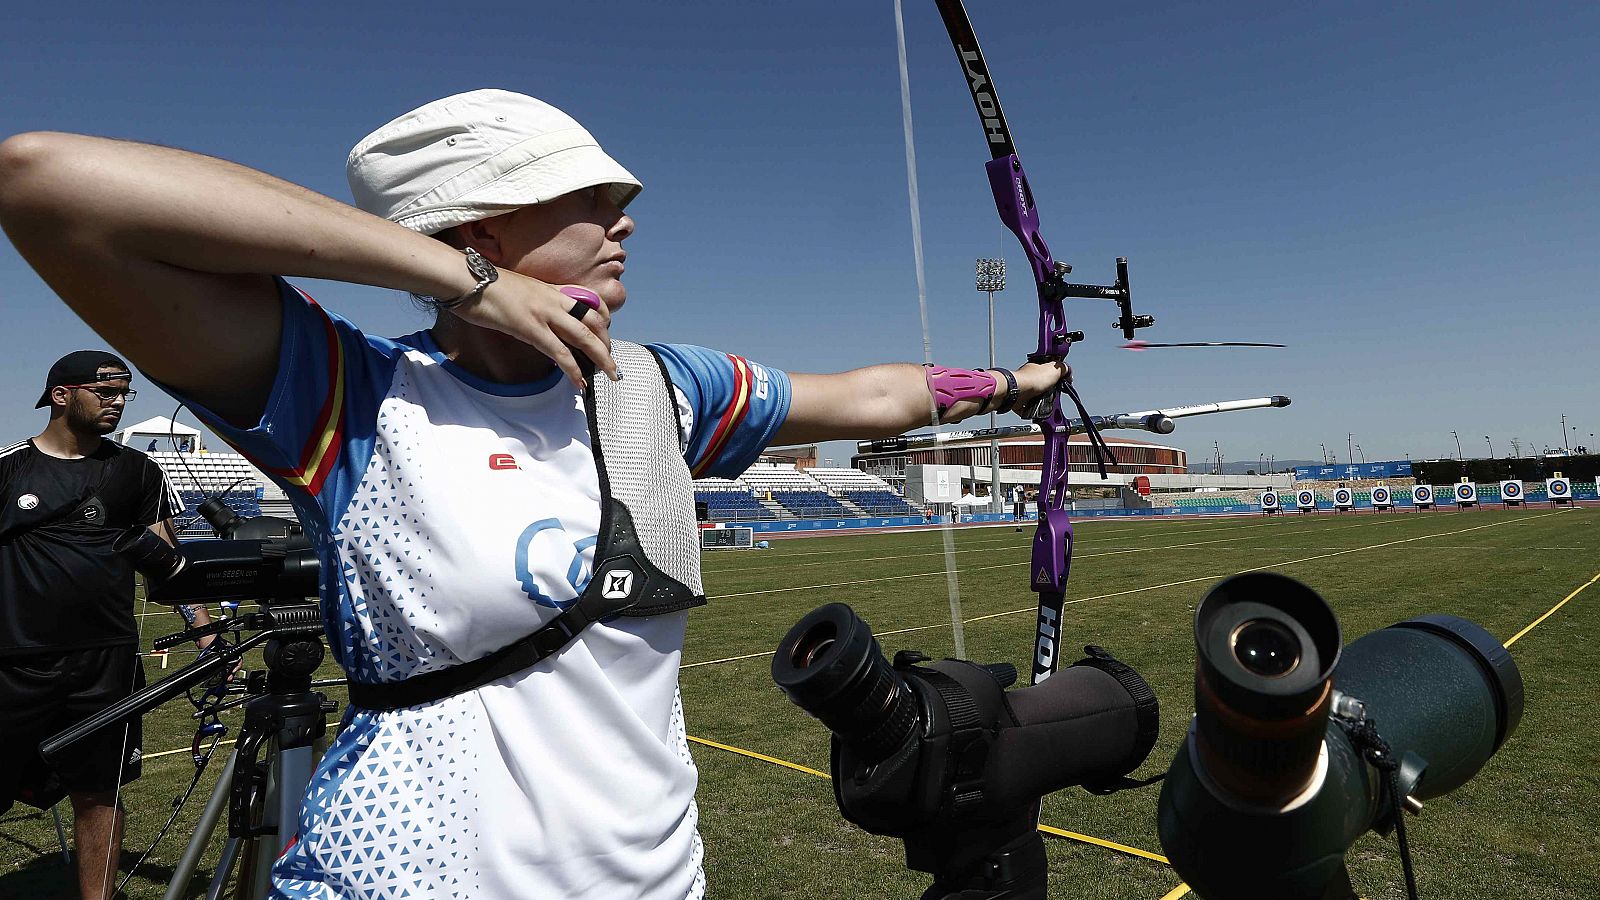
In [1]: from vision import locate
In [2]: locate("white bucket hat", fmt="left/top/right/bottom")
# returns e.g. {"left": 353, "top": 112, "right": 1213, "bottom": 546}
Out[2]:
{"left": 347, "top": 89, "right": 642, "bottom": 235}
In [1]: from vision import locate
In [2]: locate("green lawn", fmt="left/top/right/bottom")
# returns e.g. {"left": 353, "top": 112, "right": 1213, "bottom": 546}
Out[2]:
{"left": 3, "top": 506, "right": 1595, "bottom": 899}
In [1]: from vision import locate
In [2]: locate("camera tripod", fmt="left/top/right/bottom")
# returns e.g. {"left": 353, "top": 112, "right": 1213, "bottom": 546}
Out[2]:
{"left": 41, "top": 604, "right": 339, "bottom": 900}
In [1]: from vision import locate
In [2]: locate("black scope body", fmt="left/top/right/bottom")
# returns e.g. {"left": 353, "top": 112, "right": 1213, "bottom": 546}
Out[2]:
{"left": 1158, "top": 572, "right": 1523, "bottom": 900}
{"left": 773, "top": 603, "right": 1158, "bottom": 900}
{"left": 117, "top": 506, "right": 320, "bottom": 605}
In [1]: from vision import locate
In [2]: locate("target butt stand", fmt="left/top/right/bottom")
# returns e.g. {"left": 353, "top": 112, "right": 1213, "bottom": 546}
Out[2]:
{"left": 1411, "top": 484, "right": 1436, "bottom": 510}
{"left": 1259, "top": 490, "right": 1282, "bottom": 516}
{"left": 1499, "top": 480, "right": 1524, "bottom": 507}
{"left": 1369, "top": 483, "right": 1395, "bottom": 512}
{"left": 1332, "top": 485, "right": 1355, "bottom": 514}
{"left": 1545, "top": 473, "right": 1573, "bottom": 508}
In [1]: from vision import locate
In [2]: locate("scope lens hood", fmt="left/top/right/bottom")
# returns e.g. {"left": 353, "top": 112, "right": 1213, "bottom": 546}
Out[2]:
{"left": 1388, "top": 614, "right": 1524, "bottom": 753}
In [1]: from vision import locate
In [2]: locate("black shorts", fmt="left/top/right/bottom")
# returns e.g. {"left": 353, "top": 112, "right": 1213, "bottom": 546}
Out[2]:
{"left": 0, "top": 644, "right": 145, "bottom": 812}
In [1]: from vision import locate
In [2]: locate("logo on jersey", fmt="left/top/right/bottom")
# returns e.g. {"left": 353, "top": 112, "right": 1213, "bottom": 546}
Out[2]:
{"left": 514, "top": 518, "right": 598, "bottom": 610}
{"left": 488, "top": 453, "right": 520, "bottom": 470}
{"left": 17, "top": 493, "right": 38, "bottom": 510}
{"left": 600, "top": 569, "right": 636, "bottom": 600}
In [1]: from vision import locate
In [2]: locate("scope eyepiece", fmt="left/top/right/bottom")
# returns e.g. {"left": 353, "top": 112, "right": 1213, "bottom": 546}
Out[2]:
{"left": 771, "top": 603, "right": 920, "bottom": 766}
{"left": 1193, "top": 573, "right": 1341, "bottom": 806}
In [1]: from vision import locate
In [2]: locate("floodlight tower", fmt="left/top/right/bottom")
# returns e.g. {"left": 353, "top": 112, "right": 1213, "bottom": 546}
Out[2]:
{"left": 976, "top": 258, "right": 1006, "bottom": 513}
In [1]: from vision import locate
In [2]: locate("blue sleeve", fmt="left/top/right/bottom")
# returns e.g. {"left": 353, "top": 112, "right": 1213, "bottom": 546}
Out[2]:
{"left": 647, "top": 343, "right": 791, "bottom": 479}
{"left": 154, "top": 279, "right": 402, "bottom": 518}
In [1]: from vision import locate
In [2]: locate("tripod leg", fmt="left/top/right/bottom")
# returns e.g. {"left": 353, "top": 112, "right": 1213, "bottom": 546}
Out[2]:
{"left": 206, "top": 837, "right": 243, "bottom": 900}
{"left": 242, "top": 743, "right": 317, "bottom": 900}
{"left": 50, "top": 803, "right": 71, "bottom": 865}
{"left": 164, "top": 751, "right": 239, "bottom": 900}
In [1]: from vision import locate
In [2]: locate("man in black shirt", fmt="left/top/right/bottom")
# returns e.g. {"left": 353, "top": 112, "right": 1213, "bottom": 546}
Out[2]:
{"left": 0, "top": 350, "right": 212, "bottom": 900}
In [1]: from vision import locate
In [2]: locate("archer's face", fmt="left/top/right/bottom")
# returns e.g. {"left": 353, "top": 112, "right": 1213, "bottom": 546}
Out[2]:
{"left": 58, "top": 367, "right": 132, "bottom": 435}
{"left": 489, "top": 186, "right": 635, "bottom": 312}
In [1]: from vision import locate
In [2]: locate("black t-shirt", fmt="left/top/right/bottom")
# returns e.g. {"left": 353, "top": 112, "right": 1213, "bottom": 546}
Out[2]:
{"left": 0, "top": 439, "right": 180, "bottom": 656}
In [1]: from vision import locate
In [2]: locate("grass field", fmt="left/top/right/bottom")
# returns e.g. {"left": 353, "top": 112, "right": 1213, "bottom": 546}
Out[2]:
{"left": 3, "top": 506, "right": 1596, "bottom": 899}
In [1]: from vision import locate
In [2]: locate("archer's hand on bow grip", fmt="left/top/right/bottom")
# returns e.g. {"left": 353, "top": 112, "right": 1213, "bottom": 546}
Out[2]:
{"left": 1016, "top": 360, "right": 1071, "bottom": 419}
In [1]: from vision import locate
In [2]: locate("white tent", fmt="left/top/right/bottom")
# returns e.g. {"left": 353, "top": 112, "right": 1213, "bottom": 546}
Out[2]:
{"left": 116, "top": 416, "right": 202, "bottom": 452}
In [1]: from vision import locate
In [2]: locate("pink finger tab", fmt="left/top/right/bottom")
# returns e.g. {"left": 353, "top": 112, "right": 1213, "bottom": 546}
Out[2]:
{"left": 558, "top": 285, "right": 603, "bottom": 310}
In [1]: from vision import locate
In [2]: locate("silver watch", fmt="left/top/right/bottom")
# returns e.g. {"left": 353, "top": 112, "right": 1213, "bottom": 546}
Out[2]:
{"left": 436, "top": 248, "right": 498, "bottom": 310}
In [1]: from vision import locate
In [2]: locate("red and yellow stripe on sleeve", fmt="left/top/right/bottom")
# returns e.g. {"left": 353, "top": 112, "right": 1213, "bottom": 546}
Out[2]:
{"left": 244, "top": 290, "right": 347, "bottom": 496}
{"left": 690, "top": 354, "right": 756, "bottom": 478}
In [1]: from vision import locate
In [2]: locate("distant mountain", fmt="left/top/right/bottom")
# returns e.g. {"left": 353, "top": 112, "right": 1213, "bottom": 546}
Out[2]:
{"left": 1201, "top": 459, "right": 1323, "bottom": 475}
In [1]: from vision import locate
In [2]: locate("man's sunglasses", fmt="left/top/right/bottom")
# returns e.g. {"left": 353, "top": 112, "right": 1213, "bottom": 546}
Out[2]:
{"left": 63, "top": 385, "right": 137, "bottom": 403}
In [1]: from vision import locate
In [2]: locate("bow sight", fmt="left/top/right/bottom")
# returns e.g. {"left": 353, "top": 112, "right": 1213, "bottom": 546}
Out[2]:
{"left": 1044, "top": 257, "right": 1155, "bottom": 345}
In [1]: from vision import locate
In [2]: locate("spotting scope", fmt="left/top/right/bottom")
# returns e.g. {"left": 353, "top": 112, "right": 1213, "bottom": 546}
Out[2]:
{"left": 1158, "top": 573, "right": 1523, "bottom": 900}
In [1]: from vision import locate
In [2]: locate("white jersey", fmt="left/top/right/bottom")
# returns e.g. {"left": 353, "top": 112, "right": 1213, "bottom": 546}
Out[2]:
{"left": 171, "top": 281, "right": 790, "bottom": 899}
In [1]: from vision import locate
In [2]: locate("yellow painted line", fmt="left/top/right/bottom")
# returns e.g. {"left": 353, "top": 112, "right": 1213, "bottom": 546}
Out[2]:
{"left": 687, "top": 735, "right": 830, "bottom": 779}
{"left": 687, "top": 734, "right": 1169, "bottom": 865}
{"left": 1036, "top": 823, "right": 1169, "bottom": 864}
{"left": 1158, "top": 883, "right": 1191, "bottom": 900}
{"left": 1505, "top": 570, "right": 1600, "bottom": 648}
{"left": 141, "top": 738, "right": 237, "bottom": 761}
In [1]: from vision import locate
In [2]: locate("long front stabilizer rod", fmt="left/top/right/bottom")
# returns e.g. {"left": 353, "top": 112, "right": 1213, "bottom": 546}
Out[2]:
{"left": 855, "top": 395, "right": 1291, "bottom": 452}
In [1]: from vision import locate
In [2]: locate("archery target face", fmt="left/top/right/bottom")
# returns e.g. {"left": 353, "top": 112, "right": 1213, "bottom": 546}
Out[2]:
{"left": 1412, "top": 485, "right": 1434, "bottom": 504}
{"left": 1371, "top": 486, "right": 1391, "bottom": 505}
{"left": 1261, "top": 490, "right": 1279, "bottom": 509}
{"left": 1548, "top": 478, "right": 1571, "bottom": 498}
{"left": 1334, "top": 488, "right": 1353, "bottom": 507}
{"left": 1500, "top": 480, "right": 1523, "bottom": 500}
{"left": 1296, "top": 489, "right": 1316, "bottom": 509}
{"left": 1456, "top": 483, "right": 1478, "bottom": 502}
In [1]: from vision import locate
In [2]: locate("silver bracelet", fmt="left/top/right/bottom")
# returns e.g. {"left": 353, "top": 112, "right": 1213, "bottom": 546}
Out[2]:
{"left": 435, "top": 248, "right": 499, "bottom": 310}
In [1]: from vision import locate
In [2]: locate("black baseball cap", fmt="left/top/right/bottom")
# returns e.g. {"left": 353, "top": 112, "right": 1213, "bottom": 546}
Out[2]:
{"left": 35, "top": 350, "right": 133, "bottom": 409}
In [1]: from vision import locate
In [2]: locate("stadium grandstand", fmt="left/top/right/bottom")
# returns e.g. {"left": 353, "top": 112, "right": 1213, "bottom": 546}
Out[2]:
{"left": 113, "top": 416, "right": 288, "bottom": 535}
{"left": 694, "top": 464, "right": 922, "bottom": 521}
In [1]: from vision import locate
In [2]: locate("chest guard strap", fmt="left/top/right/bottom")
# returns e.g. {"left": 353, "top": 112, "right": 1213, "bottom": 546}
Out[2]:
{"left": 347, "top": 341, "right": 705, "bottom": 711}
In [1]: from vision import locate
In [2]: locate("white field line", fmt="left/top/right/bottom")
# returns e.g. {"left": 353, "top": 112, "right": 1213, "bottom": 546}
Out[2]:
{"left": 683, "top": 513, "right": 1554, "bottom": 669}
{"left": 707, "top": 513, "right": 1422, "bottom": 600}
{"left": 702, "top": 519, "right": 1284, "bottom": 574}
{"left": 700, "top": 516, "right": 1285, "bottom": 572}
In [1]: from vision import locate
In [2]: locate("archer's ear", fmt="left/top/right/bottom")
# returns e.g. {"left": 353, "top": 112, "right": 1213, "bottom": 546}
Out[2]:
{"left": 456, "top": 217, "right": 506, "bottom": 267}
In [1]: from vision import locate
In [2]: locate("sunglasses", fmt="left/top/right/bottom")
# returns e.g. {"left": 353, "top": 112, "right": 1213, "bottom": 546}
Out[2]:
{"left": 64, "top": 384, "right": 137, "bottom": 403}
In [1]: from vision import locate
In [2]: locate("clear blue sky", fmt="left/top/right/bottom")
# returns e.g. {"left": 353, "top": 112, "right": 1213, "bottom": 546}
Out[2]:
{"left": 2, "top": 1, "right": 1595, "bottom": 467}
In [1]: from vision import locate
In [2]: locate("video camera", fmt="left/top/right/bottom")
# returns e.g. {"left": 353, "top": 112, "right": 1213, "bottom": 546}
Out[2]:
{"left": 115, "top": 496, "right": 319, "bottom": 604}
{"left": 1157, "top": 573, "right": 1523, "bottom": 900}
{"left": 772, "top": 603, "right": 1159, "bottom": 900}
